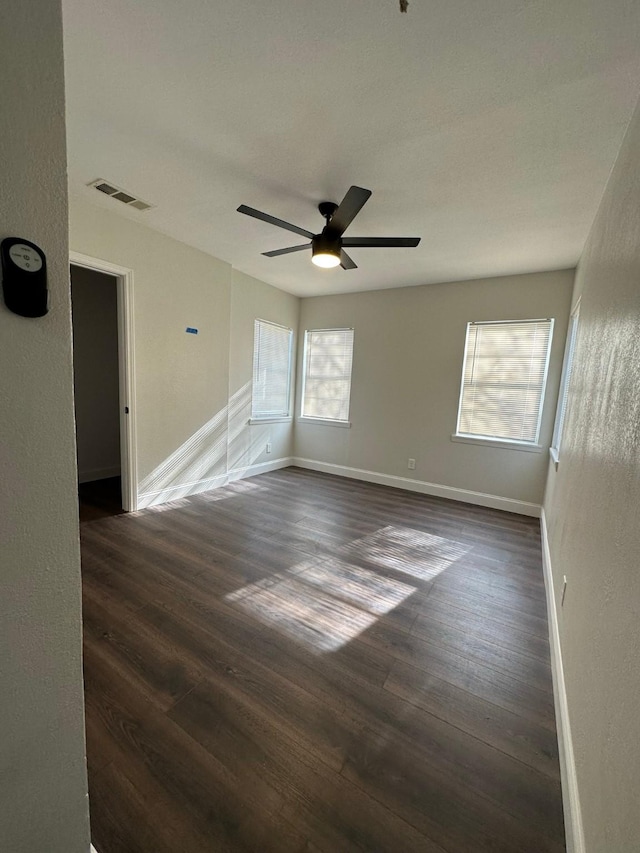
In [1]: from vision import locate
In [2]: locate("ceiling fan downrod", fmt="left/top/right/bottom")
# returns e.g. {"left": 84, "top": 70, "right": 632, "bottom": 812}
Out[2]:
{"left": 318, "top": 201, "right": 338, "bottom": 228}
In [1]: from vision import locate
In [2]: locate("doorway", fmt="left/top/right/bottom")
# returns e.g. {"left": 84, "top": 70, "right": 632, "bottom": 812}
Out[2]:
{"left": 70, "top": 254, "right": 137, "bottom": 514}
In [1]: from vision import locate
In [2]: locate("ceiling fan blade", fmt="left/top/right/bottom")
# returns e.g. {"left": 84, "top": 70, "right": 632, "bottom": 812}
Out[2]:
{"left": 328, "top": 186, "right": 372, "bottom": 236}
{"left": 342, "top": 237, "right": 421, "bottom": 248}
{"left": 237, "top": 205, "right": 314, "bottom": 240}
{"left": 262, "top": 243, "right": 311, "bottom": 258}
{"left": 340, "top": 250, "right": 357, "bottom": 270}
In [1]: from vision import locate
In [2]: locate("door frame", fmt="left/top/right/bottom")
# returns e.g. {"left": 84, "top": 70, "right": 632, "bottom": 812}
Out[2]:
{"left": 70, "top": 251, "right": 138, "bottom": 511}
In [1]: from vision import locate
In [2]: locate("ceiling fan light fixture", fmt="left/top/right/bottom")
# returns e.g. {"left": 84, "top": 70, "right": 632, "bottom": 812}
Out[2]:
{"left": 312, "top": 252, "right": 341, "bottom": 269}
{"left": 311, "top": 233, "right": 341, "bottom": 269}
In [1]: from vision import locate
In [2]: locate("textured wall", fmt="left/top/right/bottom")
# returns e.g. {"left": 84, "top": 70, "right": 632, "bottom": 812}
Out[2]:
{"left": 295, "top": 270, "right": 573, "bottom": 505}
{"left": 0, "top": 1, "right": 90, "bottom": 850}
{"left": 543, "top": 98, "right": 640, "bottom": 851}
{"left": 71, "top": 267, "right": 121, "bottom": 481}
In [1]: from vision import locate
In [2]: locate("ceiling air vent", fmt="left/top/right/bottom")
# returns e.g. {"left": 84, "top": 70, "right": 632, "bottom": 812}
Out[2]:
{"left": 88, "top": 179, "right": 153, "bottom": 211}
{"left": 94, "top": 181, "right": 118, "bottom": 195}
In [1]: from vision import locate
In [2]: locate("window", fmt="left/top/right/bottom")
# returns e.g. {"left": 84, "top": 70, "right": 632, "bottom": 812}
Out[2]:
{"left": 301, "top": 328, "right": 354, "bottom": 424}
{"left": 454, "top": 318, "right": 554, "bottom": 448}
{"left": 251, "top": 319, "right": 293, "bottom": 420}
{"left": 551, "top": 303, "right": 580, "bottom": 464}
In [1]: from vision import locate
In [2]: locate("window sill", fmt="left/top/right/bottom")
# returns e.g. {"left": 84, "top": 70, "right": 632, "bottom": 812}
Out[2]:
{"left": 451, "top": 434, "right": 544, "bottom": 453}
{"left": 549, "top": 446, "right": 560, "bottom": 470}
{"left": 248, "top": 416, "right": 292, "bottom": 425}
{"left": 298, "top": 417, "right": 351, "bottom": 429}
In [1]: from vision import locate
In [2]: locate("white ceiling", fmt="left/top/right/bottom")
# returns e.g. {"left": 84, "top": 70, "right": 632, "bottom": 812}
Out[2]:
{"left": 62, "top": 0, "right": 640, "bottom": 297}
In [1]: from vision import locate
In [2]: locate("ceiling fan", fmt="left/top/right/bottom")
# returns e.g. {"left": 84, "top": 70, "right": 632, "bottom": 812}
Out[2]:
{"left": 237, "top": 186, "right": 421, "bottom": 270}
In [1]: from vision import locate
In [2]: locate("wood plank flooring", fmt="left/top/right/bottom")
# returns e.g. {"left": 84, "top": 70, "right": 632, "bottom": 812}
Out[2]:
{"left": 80, "top": 467, "right": 565, "bottom": 853}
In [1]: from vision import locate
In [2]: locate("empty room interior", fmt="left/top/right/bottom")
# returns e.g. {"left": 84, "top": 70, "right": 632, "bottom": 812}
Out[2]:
{"left": 2, "top": 1, "right": 640, "bottom": 852}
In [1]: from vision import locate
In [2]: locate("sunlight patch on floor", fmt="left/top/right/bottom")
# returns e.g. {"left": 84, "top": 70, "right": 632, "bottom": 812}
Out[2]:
{"left": 224, "top": 524, "right": 472, "bottom": 652}
{"left": 225, "top": 556, "right": 416, "bottom": 653}
{"left": 197, "top": 478, "right": 265, "bottom": 502}
{"left": 290, "top": 557, "right": 416, "bottom": 615}
{"left": 342, "top": 526, "right": 471, "bottom": 581}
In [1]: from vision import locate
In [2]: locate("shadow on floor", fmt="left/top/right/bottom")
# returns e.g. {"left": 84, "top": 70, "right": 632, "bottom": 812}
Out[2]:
{"left": 78, "top": 476, "right": 124, "bottom": 523}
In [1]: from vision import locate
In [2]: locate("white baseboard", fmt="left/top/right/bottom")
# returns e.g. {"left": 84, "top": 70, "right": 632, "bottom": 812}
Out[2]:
{"left": 137, "top": 457, "right": 293, "bottom": 508}
{"left": 540, "top": 509, "right": 585, "bottom": 853}
{"left": 78, "top": 465, "right": 121, "bottom": 484}
{"left": 292, "top": 457, "right": 541, "bottom": 517}
{"left": 137, "top": 473, "right": 228, "bottom": 508}
{"left": 90, "top": 845, "right": 99, "bottom": 853}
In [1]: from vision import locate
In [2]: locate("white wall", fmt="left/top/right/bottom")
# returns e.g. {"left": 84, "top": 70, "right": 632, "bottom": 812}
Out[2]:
{"left": 0, "top": 1, "right": 90, "bottom": 851}
{"left": 543, "top": 96, "right": 640, "bottom": 852}
{"left": 71, "top": 266, "right": 121, "bottom": 482}
{"left": 69, "top": 199, "right": 575, "bottom": 514}
{"left": 69, "top": 198, "right": 298, "bottom": 507}
{"left": 70, "top": 198, "right": 231, "bottom": 504}
{"left": 295, "top": 270, "right": 574, "bottom": 511}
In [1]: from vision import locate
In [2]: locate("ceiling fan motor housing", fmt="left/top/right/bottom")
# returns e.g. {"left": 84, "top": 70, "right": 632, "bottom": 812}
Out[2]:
{"left": 312, "top": 231, "right": 342, "bottom": 256}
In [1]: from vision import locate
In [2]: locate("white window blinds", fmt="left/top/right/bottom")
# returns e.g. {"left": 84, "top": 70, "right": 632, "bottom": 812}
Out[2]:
{"left": 251, "top": 319, "right": 293, "bottom": 418}
{"left": 302, "top": 328, "right": 354, "bottom": 422}
{"left": 456, "top": 319, "right": 554, "bottom": 444}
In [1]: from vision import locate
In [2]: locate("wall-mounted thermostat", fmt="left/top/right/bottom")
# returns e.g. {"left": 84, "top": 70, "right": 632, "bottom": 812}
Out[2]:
{"left": 1, "top": 237, "right": 48, "bottom": 317}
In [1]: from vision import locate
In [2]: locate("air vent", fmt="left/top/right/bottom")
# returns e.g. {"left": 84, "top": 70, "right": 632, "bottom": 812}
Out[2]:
{"left": 88, "top": 179, "right": 153, "bottom": 212}
{"left": 94, "top": 182, "right": 118, "bottom": 195}
{"left": 112, "top": 191, "right": 136, "bottom": 204}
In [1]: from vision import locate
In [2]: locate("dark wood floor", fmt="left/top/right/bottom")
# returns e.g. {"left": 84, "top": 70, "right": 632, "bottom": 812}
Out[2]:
{"left": 81, "top": 467, "right": 565, "bottom": 853}
{"left": 78, "top": 476, "right": 125, "bottom": 523}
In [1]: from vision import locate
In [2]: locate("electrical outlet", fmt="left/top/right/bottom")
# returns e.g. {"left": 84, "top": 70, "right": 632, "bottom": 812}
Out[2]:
{"left": 266, "top": 442, "right": 272, "bottom": 454}
{"left": 408, "top": 458, "right": 416, "bottom": 470}
{"left": 561, "top": 575, "right": 567, "bottom": 606}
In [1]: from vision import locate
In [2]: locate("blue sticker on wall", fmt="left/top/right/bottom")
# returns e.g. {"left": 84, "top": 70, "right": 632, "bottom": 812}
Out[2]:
{"left": 186, "top": 327, "right": 198, "bottom": 334}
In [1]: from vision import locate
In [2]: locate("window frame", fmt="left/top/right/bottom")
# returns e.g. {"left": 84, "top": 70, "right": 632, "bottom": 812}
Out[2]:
{"left": 452, "top": 317, "right": 555, "bottom": 451}
{"left": 249, "top": 318, "right": 294, "bottom": 423}
{"left": 299, "top": 327, "right": 354, "bottom": 427}
{"left": 550, "top": 301, "right": 580, "bottom": 467}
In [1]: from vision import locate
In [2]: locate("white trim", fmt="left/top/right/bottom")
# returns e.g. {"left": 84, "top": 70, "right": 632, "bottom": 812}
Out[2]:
{"left": 551, "top": 302, "right": 580, "bottom": 461}
{"left": 70, "top": 251, "right": 138, "bottom": 511}
{"left": 292, "top": 457, "right": 541, "bottom": 517}
{"left": 248, "top": 416, "right": 292, "bottom": 425}
{"left": 137, "top": 457, "right": 293, "bottom": 508}
{"left": 540, "top": 508, "right": 585, "bottom": 853}
{"left": 91, "top": 845, "right": 99, "bottom": 853}
{"left": 137, "top": 474, "right": 229, "bottom": 508}
{"left": 304, "top": 326, "right": 355, "bottom": 332}
{"left": 227, "top": 455, "right": 294, "bottom": 482}
{"left": 470, "top": 317, "right": 552, "bottom": 326}
{"left": 297, "top": 417, "right": 351, "bottom": 428}
{"left": 78, "top": 465, "right": 121, "bottom": 484}
{"left": 451, "top": 433, "right": 543, "bottom": 453}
